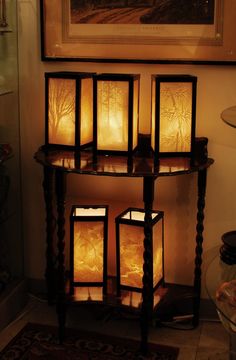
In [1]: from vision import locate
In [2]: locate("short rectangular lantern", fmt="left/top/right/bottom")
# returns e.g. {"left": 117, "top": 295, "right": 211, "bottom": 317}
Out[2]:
{"left": 94, "top": 73, "right": 140, "bottom": 155}
{"left": 70, "top": 205, "right": 108, "bottom": 301}
{"left": 116, "top": 208, "right": 164, "bottom": 309}
{"left": 151, "top": 74, "right": 197, "bottom": 159}
{"left": 45, "top": 72, "right": 94, "bottom": 149}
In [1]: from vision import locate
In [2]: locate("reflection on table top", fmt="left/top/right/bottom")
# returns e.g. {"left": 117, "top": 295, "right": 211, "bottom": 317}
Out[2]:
{"left": 34, "top": 147, "right": 214, "bottom": 177}
{"left": 205, "top": 252, "right": 236, "bottom": 331}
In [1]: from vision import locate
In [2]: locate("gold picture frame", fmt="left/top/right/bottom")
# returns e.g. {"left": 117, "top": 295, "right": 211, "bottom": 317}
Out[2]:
{"left": 40, "top": 0, "right": 236, "bottom": 64}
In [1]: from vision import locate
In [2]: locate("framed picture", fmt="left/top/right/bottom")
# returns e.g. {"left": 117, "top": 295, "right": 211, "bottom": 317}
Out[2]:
{"left": 40, "top": 0, "right": 236, "bottom": 64}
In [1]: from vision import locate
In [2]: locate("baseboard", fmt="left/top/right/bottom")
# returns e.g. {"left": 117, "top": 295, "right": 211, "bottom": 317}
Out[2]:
{"left": 0, "top": 278, "right": 28, "bottom": 332}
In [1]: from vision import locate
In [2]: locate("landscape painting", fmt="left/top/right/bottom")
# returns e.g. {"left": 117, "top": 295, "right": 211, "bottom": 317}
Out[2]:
{"left": 70, "top": 0, "right": 215, "bottom": 25}
{"left": 41, "top": 0, "right": 236, "bottom": 63}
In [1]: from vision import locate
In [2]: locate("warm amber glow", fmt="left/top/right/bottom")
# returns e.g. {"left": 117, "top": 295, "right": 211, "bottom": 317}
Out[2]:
{"left": 74, "top": 208, "right": 106, "bottom": 217}
{"left": 153, "top": 221, "right": 163, "bottom": 287}
{"left": 51, "top": 158, "right": 75, "bottom": 169}
{"left": 48, "top": 78, "right": 75, "bottom": 145}
{"left": 73, "top": 287, "right": 103, "bottom": 302}
{"left": 120, "top": 229, "right": 163, "bottom": 288}
{"left": 159, "top": 158, "right": 190, "bottom": 173}
{"left": 159, "top": 82, "right": 192, "bottom": 153}
{"left": 96, "top": 155, "right": 128, "bottom": 173}
{"left": 97, "top": 80, "right": 129, "bottom": 151}
{"left": 120, "top": 289, "right": 162, "bottom": 309}
{"left": 119, "top": 210, "right": 163, "bottom": 291}
{"left": 121, "top": 291, "right": 142, "bottom": 308}
{"left": 120, "top": 224, "right": 144, "bottom": 288}
{"left": 132, "top": 79, "right": 139, "bottom": 149}
{"left": 151, "top": 78, "right": 156, "bottom": 150}
{"left": 80, "top": 78, "right": 93, "bottom": 145}
{"left": 73, "top": 221, "right": 104, "bottom": 282}
{"left": 122, "top": 210, "right": 158, "bottom": 221}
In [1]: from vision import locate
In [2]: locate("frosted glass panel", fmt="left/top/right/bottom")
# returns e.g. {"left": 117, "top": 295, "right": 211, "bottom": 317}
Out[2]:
{"left": 122, "top": 210, "right": 158, "bottom": 221}
{"left": 153, "top": 221, "right": 163, "bottom": 287}
{"left": 48, "top": 78, "right": 75, "bottom": 145}
{"left": 160, "top": 82, "right": 192, "bottom": 153}
{"left": 74, "top": 221, "right": 104, "bottom": 282}
{"left": 120, "top": 224, "right": 143, "bottom": 288}
{"left": 74, "top": 287, "right": 103, "bottom": 302}
{"left": 132, "top": 79, "right": 139, "bottom": 149}
{"left": 80, "top": 78, "right": 93, "bottom": 145}
{"left": 74, "top": 208, "right": 106, "bottom": 217}
{"left": 97, "top": 81, "right": 128, "bottom": 151}
{"left": 151, "top": 78, "right": 156, "bottom": 149}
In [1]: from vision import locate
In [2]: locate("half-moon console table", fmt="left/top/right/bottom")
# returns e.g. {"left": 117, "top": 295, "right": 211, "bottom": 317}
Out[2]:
{"left": 34, "top": 146, "right": 214, "bottom": 354}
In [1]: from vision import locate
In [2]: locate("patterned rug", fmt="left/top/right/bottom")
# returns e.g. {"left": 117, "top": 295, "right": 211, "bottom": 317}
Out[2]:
{"left": 0, "top": 323, "right": 179, "bottom": 359}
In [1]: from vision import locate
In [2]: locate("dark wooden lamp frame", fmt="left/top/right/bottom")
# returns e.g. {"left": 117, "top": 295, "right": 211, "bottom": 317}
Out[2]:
{"left": 151, "top": 74, "right": 197, "bottom": 161}
{"left": 69, "top": 204, "right": 109, "bottom": 297}
{"left": 93, "top": 73, "right": 140, "bottom": 157}
{"left": 116, "top": 207, "right": 164, "bottom": 310}
{"left": 45, "top": 71, "right": 95, "bottom": 150}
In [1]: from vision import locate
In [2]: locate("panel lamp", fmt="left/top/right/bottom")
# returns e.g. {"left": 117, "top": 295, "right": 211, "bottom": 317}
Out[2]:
{"left": 93, "top": 73, "right": 140, "bottom": 156}
{"left": 45, "top": 72, "right": 94, "bottom": 149}
{"left": 70, "top": 205, "right": 108, "bottom": 301}
{"left": 116, "top": 208, "right": 164, "bottom": 309}
{"left": 151, "top": 74, "right": 197, "bottom": 160}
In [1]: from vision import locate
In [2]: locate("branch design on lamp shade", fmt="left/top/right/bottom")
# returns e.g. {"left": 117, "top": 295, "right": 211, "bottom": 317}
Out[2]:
{"left": 48, "top": 78, "right": 76, "bottom": 146}
{"left": 159, "top": 82, "right": 193, "bottom": 153}
{"left": 97, "top": 81, "right": 129, "bottom": 152}
{"left": 70, "top": 205, "right": 108, "bottom": 301}
{"left": 73, "top": 221, "right": 104, "bottom": 283}
{"left": 45, "top": 72, "right": 94, "bottom": 150}
{"left": 151, "top": 74, "right": 197, "bottom": 161}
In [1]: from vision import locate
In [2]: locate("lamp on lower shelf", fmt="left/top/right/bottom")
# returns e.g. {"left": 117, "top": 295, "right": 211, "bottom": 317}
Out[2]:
{"left": 151, "top": 74, "right": 197, "bottom": 161}
{"left": 115, "top": 207, "right": 164, "bottom": 309}
{"left": 70, "top": 205, "right": 108, "bottom": 301}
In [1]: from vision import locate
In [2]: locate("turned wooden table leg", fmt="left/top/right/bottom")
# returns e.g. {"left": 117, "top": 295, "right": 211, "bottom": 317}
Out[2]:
{"left": 193, "top": 168, "right": 207, "bottom": 327}
{"left": 55, "top": 169, "right": 67, "bottom": 343}
{"left": 43, "top": 166, "right": 56, "bottom": 305}
{"left": 140, "top": 176, "right": 155, "bottom": 355}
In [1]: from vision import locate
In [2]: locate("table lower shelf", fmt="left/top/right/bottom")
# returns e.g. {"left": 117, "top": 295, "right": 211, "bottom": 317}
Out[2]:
{"left": 64, "top": 277, "right": 197, "bottom": 325}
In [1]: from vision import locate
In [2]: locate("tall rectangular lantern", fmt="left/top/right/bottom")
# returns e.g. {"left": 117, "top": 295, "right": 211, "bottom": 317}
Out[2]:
{"left": 151, "top": 75, "right": 197, "bottom": 159}
{"left": 116, "top": 208, "right": 164, "bottom": 309}
{"left": 94, "top": 73, "right": 140, "bottom": 155}
{"left": 70, "top": 205, "right": 108, "bottom": 301}
{"left": 45, "top": 72, "right": 94, "bottom": 149}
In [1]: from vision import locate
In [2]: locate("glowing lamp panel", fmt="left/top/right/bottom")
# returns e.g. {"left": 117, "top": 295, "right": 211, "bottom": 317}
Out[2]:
{"left": 132, "top": 79, "right": 139, "bottom": 150}
{"left": 48, "top": 78, "right": 76, "bottom": 146}
{"left": 80, "top": 78, "right": 93, "bottom": 146}
{"left": 151, "top": 78, "right": 156, "bottom": 150}
{"left": 159, "top": 82, "right": 192, "bottom": 153}
{"left": 120, "top": 224, "right": 144, "bottom": 289}
{"left": 73, "top": 287, "right": 103, "bottom": 302}
{"left": 97, "top": 81, "right": 129, "bottom": 151}
{"left": 153, "top": 220, "right": 163, "bottom": 287}
{"left": 73, "top": 221, "right": 104, "bottom": 283}
{"left": 121, "top": 289, "right": 162, "bottom": 309}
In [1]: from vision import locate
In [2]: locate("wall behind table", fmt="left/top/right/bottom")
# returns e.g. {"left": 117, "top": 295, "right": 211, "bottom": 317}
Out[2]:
{"left": 18, "top": 1, "right": 236, "bottom": 297}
